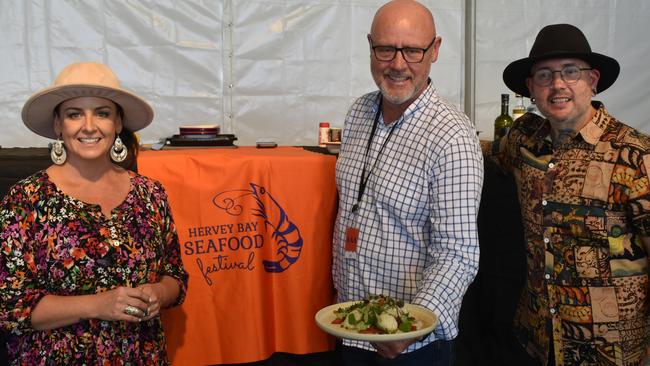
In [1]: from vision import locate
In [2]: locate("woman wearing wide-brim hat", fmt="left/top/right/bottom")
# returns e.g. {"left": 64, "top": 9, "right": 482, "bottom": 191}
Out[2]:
{"left": 0, "top": 62, "right": 188, "bottom": 364}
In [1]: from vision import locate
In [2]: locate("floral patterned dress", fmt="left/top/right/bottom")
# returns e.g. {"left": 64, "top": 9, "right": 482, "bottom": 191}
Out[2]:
{"left": 0, "top": 170, "right": 188, "bottom": 365}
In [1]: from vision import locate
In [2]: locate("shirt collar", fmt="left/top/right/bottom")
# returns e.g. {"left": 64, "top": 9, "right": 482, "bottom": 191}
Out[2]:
{"left": 577, "top": 101, "right": 608, "bottom": 146}
{"left": 404, "top": 78, "right": 435, "bottom": 118}
{"left": 530, "top": 101, "right": 609, "bottom": 146}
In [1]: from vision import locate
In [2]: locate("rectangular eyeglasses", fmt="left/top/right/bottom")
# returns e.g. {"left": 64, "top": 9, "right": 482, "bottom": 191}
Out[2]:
{"left": 369, "top": 36, "right": 437, "bottom": 63}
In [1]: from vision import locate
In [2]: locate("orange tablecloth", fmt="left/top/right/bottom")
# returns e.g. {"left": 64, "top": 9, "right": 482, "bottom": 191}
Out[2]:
{"left": 137, "top": 147, "right": 337, "bottom": 365}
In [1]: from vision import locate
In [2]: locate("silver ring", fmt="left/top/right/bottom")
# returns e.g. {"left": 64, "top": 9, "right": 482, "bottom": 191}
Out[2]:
{"left": 123, "top": 305, "right": 142, "bottom": 317}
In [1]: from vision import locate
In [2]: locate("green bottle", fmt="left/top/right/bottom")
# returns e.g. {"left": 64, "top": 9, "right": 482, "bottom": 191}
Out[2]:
{"left": 493, "top": 94, "right": 514, "bottom": 140}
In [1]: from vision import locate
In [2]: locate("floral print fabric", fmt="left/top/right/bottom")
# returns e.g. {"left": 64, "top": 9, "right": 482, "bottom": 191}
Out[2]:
{"left": 495, "top": 103, "right": 650, "bottom": 366}
{"left": 0, "top": 171, "right": 188, "bottom": 365}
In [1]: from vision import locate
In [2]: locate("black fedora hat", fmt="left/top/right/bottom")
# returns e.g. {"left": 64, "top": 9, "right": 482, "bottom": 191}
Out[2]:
{"left": 503, "top": 23, "right": 620, "bottom": 97}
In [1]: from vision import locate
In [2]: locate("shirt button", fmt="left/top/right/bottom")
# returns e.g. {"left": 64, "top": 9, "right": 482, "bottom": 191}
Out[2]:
{"left": 542, "top": 200, "right": 548, "bottom": 206}
{"left": 548, "top": 162, "right": 555, "bottom": 169}
{"left": 543, "top": 237, "right": 550, "bottom": 243}
{"left": 549, "top": 308, "right": 556, "bottom": 314}
{"left": 544, "top": 274, "right": 551, "bottom": 280}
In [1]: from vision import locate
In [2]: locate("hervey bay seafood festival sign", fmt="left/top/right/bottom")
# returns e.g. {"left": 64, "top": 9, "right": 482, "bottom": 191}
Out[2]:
{"left": 181, "top": 183, "right": 303, "bottom": 285}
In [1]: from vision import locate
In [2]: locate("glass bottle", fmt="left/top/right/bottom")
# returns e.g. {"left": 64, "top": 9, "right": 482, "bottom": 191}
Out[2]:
{"left": 493, "top": 94, "right": 514, "bottom": 140}
{"left": 318, "top": 122, "right": 330, "bottom": 147}
{"left": 512, "top": 93, "right": 526, "bottom": 121}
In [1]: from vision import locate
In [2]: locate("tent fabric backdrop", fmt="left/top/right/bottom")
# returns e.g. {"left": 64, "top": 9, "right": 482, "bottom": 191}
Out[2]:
{"left": 0, "top": 0, "right": 647, "bottom": 145}
{"left": 475, "top": 0, "right": 650, "bottom": 139}
{"left": 0, "top": 0, "right": 463, "bottom": 148}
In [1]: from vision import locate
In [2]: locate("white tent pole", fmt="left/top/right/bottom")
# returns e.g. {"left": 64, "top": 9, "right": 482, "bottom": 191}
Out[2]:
{"left": 463, "top": 0, "right": 476, "bottom": 125}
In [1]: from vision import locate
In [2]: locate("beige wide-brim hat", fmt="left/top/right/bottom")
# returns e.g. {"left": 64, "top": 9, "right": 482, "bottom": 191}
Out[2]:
{"left": 21, "top": 62, "right": 154, "bottom": 139}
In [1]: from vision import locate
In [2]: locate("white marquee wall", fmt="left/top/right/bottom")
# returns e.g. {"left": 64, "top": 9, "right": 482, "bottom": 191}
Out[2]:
{"left": 475, "top": 0, "right": 650, "bottom": 139}
{"left": 0, "top": 0, "right": 647, "bottom": 148}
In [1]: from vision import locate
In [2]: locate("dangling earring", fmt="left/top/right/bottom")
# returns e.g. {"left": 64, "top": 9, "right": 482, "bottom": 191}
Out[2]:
{"left": 50, "top": 137, "right": 67, "bottom": 165}
{"left": 110, "top": 136, "right": 127, "bottom": 163}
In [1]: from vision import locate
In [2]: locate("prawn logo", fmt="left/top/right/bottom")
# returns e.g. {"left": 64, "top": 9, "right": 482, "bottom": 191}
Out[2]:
{"left": 211, "top": 183, "right": 304, "bottom": 273}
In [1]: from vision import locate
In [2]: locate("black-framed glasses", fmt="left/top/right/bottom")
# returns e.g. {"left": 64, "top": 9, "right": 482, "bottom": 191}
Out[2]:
{"left": 369, "top": 36, "right": 437, "bottom": 63}
{"left": 531, "top": 65, "right": 592, "bottom": 86}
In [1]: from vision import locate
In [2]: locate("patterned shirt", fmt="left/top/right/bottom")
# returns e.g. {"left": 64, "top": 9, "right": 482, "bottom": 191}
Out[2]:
{"left": 494, "top": 103, "right": 650, "bottom": 365}
{"left": 0, "top": 171, "right": 188, "bottom": 365}
{"left": 333, "top": 83, "right": 483, "bottom": 352}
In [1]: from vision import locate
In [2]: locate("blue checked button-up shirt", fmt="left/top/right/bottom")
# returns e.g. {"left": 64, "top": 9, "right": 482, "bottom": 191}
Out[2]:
{"left": 333, "top": 83, "right": 483, "bottom": 352}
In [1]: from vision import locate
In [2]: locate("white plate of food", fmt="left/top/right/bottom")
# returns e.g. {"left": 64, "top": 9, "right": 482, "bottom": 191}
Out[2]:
{"left": 314, "top": 296, "right": 437, "bottom": 342}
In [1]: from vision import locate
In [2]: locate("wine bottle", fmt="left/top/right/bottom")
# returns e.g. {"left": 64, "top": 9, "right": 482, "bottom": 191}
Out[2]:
{"left": 493, "top": 94, "right": 514, "bottom": 140}
{"left": 512, "top": 93, "right": 526, "bottom": 121}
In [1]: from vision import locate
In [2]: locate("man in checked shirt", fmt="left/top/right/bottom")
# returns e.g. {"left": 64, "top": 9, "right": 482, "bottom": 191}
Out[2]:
{"left": 332, "top": 0, "right": 483, "bottom": 364}
{"left": 493, "top": 24, "right": 650, "bottom": 365}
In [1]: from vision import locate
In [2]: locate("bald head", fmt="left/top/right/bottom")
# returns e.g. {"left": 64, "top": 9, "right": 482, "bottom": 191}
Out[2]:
{"left": 371, "top": 0, "right": 436, "bottom": 40}
{"left": 367, "top": 0, "right": 441, "bottom": 111}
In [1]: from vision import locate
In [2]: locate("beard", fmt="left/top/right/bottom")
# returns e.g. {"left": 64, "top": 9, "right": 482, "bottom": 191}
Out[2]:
{"left": 379, "top": 85, "right": 416, "bottom": 105}
{"left": 375, "top": 72, "right": 422, "bottom": 106}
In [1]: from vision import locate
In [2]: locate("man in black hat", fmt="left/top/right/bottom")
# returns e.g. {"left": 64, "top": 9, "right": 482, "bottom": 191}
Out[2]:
{"left": 492, "top": 23, "right": 650, "bottom": 365}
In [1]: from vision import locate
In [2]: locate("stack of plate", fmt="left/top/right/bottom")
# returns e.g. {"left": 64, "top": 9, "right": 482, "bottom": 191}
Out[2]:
{"left": 167, "top": 124, "right": 237, "bottom": 147}
{"left": 179, "top": 124, "right": 221, "bottom": 136}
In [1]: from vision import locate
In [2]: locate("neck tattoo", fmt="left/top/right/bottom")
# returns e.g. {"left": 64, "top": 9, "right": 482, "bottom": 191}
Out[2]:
{"left": 553, "top": 129, "right": 576, "bottom": 148}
